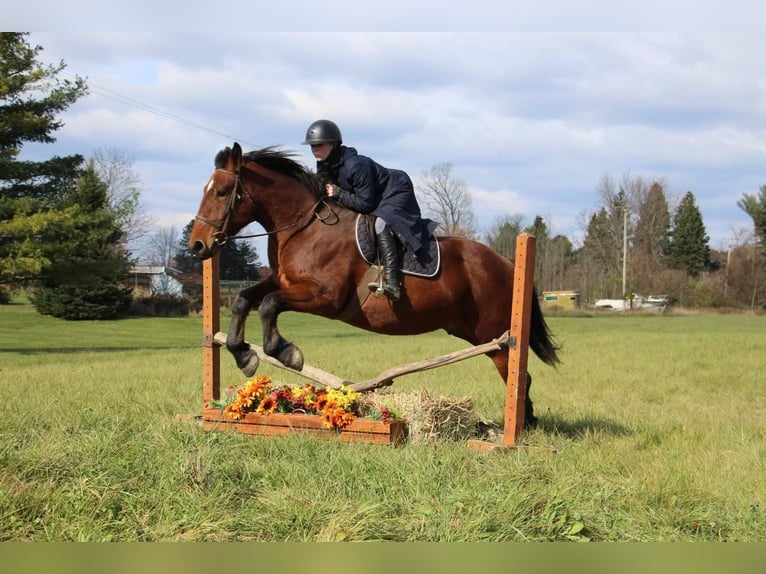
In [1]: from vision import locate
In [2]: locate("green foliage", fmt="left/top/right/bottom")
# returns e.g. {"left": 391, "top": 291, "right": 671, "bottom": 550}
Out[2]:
{"left": 484, "top": 214, "right": 526, "bottom": 260}
{"left": 634, "top": 182, "right": 671, "bottom": 261}
{"left": 583, "top": 207, "right": 621, "bottom": 275}
{"left": 737, "top": 184, "right": 766, "bottom": 249}
{"left": 0, "top": 206, "right": 81, "bottom": 280}
{"left": 31, "top": 280, "right": 132, "bottom": 320}
{"left": 1, "top": 32, "right": 89, "bottom": 286}
{"left": 176, "top": 220, "right": 261, "bottom": 280}
{"left": 669, "top": 191, "right": 711, "bottom": 277}
{"left": 0, "top": 32, "right": 88, "bottom": 202}
{"left": 30, "top": 164, "right": 134, "bottom": 320}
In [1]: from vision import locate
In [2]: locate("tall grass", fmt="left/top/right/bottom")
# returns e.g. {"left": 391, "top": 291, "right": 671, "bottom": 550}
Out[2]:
{"left": 0, "top": 303, "right": 764, "bottom": 541}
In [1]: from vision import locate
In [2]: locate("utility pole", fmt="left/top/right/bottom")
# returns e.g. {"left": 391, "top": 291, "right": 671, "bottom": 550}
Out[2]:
{"left": 622, "top": 203, "right": 628, "bottom": 300}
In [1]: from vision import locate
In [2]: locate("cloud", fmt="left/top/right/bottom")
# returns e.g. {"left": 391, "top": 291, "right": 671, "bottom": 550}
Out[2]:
{"left": 17, "top": 31, "right": 766, "bottom": 258}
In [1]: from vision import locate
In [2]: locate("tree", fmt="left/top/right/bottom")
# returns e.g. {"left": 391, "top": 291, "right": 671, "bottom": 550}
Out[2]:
{"left": 633, "top": 181, "right": 671, "bottom": 262}
{"left": 734, "top": 186, "right": 766, "bottom": 308}
{"left": 525, "top": 215, "right": 551, "bottom": 286}
{"left": 0, "top": 32, "right": 88, "bottom": 286}
{"left": 737, "top": 185, "right": 766, "bottom": 249}
{"left": 669, "top": 191, "right": 711, "bottom": 277}
{"left": 143, "top": 225, "right": 180, "bottom": 267}
{"left": 485, "top": 214, "right": 527, "bottom": 260}
{"left": 31, "top": 163, "right": 133, "bottom": 319}
{"left": 91, "top": 147, "right": 151, "bottom": 249}
{"left": 580, "top": 207, "right": 620, "bottom": 298}
{"left": 586, "top": 175, "right": 633, "bottom": 276}
{"left": 546, "top": 234, "right": 575, "bottom": 291}
{"left": 175, "top": 220, "right": 261, "bottom": 280}
{"left": 416, "top": 163, "right": 477, "bottom": 239}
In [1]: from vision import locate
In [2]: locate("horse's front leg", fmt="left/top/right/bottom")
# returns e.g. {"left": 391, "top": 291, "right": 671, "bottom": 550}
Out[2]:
{"left": 259, "top": 291, "right": 304, "bottom": 370}
{"left": 227, "top": 279, "right": 277, "bottom": 377}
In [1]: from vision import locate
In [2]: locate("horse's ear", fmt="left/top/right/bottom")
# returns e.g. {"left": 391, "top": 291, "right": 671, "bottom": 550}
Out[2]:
{"left": 231, "top": 142, "right": 242, "bottom": 168}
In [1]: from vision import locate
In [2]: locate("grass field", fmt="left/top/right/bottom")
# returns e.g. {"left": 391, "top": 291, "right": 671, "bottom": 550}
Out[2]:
{"left": 0, "top": 301, "right": 764, "bottom": 541}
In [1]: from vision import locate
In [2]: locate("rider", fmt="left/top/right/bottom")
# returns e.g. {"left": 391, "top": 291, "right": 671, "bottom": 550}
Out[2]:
{"left": 302, "top": 119, "right": 434, "bottom": 301}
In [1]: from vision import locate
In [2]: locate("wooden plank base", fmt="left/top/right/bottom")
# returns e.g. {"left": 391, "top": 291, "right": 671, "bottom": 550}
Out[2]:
{"left": 202, "top": 409, "right": 407, "bottom": 446}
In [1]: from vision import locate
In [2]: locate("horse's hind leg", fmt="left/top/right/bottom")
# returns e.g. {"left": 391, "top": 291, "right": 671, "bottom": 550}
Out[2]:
{"left": 259, "top": 292, "right": 304, "bottom": 370}
{"left": 489, "top": 352, "right": 538, "bottom": 429}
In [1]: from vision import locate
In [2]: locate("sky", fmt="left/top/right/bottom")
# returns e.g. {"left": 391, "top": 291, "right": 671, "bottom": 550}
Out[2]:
{"left": 12, "top": 11, "right": 766, "bottom": 259}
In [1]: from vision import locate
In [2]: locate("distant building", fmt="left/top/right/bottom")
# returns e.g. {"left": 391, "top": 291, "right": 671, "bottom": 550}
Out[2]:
{"left": 127, "top": 266, "right": 202, "bottom": 298}
{"left": 542, "top": 290, "right": 581, "bottom": 310}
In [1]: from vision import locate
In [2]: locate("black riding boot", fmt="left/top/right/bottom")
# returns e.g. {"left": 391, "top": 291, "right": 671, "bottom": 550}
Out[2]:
{"left": 368, "top": 226, "right": 402, "bottom": 301}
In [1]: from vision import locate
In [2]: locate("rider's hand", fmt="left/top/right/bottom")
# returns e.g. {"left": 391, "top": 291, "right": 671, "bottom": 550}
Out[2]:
{"left": 326, "top": 183, "right": 339, "bottom": 198}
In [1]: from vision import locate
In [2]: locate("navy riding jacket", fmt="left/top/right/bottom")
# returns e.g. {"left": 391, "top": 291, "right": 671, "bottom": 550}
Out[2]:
{"left": 318, "top": 146, "right": 434, "bottom": 253}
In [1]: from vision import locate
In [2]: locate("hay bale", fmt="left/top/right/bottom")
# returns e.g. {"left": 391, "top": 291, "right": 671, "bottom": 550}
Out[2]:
{"left": 366, "top": 390, "right": 480, "bottom": 443}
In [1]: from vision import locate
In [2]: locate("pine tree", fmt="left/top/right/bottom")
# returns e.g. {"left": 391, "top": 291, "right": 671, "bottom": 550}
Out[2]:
{"left": 634, "top": 182, "right": 671, "bottom": 262}
{"left": 176, "top": 220, "right": 262, "bottom": 280}
{"left": 31, "top": 164, "right": 133, "bottom": 319}
{"left": 0, "top": 33, "right": 88, "bottom": 285}
{"left": 669, "top": 191, "right": 711, "bottom": 277}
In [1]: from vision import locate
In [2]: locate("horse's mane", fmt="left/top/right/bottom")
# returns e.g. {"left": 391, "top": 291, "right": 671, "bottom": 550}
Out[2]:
{"left": 215, "top": 146, "right": 322, "bottom": 200}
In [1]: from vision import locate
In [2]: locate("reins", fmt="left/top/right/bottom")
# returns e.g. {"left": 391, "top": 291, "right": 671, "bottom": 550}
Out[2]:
{"left": 229, "top": 197, "right": 337, "bottom": 241}
{"left": 194, "top": 168, "right": 339, "bottom": 245}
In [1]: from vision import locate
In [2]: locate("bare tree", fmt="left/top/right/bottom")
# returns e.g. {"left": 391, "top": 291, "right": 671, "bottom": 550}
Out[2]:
{"left": 141, "top": 225, "right": 179, "bottom": 267}
{"left": 416, "top": 163, "right": 477, "bottom": 239}
{"left": 91, "top": 147, "right": 153, "bottom": 246}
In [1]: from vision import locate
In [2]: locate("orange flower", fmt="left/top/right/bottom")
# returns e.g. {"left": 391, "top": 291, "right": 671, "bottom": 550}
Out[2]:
{"left": 224, "top": 403, "right": 244, "bottom": 420}
{"left": 257, "top": 396, "right": 277, "bottom": 415}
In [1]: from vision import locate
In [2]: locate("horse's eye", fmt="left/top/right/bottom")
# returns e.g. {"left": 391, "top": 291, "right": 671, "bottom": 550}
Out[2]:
{"left": 215, "top": 189, "right": 229, "bottom": 198}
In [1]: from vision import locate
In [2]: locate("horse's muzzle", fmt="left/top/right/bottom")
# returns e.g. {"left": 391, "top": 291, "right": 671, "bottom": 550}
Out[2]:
{"left": 190, "top": 239, "right": 218, "bottom": 260}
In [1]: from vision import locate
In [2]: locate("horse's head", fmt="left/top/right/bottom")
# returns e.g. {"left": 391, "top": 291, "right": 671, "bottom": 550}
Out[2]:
{"left": 189, "top": 142, "right": 251, "bottom": 259}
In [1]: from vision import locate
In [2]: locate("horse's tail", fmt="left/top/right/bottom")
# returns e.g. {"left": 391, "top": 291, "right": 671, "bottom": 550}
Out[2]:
{"left": 529, "top": 287, "right": 561, "bottom": 367}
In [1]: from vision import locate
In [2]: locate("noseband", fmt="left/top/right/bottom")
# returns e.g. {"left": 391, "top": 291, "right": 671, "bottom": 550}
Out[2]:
{"left": 195, "top": 168, "right": 242, "bottom": 245}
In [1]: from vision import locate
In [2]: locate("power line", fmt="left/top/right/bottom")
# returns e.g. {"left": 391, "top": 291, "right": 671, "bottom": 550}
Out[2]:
{"left": 71, "top": 73, "right": 260, "bottom": 147}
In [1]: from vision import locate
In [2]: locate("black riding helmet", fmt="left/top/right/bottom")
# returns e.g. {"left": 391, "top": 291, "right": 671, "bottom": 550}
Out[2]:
{"left": 302, "top": 119, "right": 343, "bottom": 145}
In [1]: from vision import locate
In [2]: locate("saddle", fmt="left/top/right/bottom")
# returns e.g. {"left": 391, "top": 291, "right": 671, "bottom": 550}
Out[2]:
{"left": 354, "top": 215, "right": 440, "bottom": 278}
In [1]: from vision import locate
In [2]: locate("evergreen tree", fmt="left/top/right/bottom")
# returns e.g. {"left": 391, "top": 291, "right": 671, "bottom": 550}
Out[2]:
{"left": 669, "top": 191, "right": 711, "bottom": 277}
{"left": 634, "top": 182, "right": 671, "bottom": 262}
{"left": 31, "top": 164, "right": 133, "bottom": 319}
{"left": 583, "top": 207, "right": 620, "bottom": 275}
{"left": 524, "top": 215, "right": 551, "bottom": 285}
{"left": 0, "top": 33, "right": 88, "bottom": 285}
{"left": 176, "top": 220, "right": 261, "bottom": 280}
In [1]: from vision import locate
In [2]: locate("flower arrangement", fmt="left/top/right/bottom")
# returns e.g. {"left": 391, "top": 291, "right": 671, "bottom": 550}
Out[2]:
{"left": 207, "top": 376, "right": 400, "bottom": 430}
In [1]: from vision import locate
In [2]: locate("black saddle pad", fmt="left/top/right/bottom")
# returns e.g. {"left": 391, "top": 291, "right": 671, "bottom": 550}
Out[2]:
{"left": 355, "top": 215, "right": 440, "bottom": 278}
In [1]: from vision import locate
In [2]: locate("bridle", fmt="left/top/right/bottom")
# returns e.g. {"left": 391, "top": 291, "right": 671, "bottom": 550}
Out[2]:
{"left": 194, "top": 167, "right": 338, "bottom": 245}
{"left": 194, "top": 168, "right": 244, "bottom": 246}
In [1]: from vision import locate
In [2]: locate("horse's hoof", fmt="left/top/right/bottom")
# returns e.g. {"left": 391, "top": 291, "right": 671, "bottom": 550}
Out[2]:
{"left": 278, "top": 346, "right": 304, "bottom": 371}
{"left": 238, "top": 351, "right": 260, "bottom": 378}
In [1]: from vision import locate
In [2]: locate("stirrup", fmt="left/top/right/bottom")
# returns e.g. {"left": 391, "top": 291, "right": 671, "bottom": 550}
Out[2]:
{"left": 367, "top": 281, "right": 383, "bottom": 295}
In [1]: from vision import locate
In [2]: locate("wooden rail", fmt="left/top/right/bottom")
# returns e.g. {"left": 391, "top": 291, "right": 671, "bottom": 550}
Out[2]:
{"left": 212, "top": 330, "right": 512, "bottom": 392}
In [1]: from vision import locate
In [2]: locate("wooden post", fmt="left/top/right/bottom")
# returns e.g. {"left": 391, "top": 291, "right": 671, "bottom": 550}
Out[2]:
{"left": 468, "top": 232, "right": 536, "bottom": 452}
{"left": 202, "top": 255, "right": 220, "bottom": 405}
{"left": 504, "top": 232, "right": 535, "bottom": 446}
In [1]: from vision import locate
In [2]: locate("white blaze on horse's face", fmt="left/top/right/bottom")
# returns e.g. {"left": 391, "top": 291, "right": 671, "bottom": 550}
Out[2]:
{"left": 205, "top": 177, "right": 215, "bottom": 194}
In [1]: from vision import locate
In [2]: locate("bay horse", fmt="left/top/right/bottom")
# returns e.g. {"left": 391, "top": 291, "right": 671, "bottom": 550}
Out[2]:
{"left": 188, "top": 143, "right": 559, "bottom": 425}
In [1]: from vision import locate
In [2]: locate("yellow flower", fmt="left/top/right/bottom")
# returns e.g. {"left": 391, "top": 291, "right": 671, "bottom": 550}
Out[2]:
{"left": 325, "top": 386, "right": 360, "bottom": 410}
